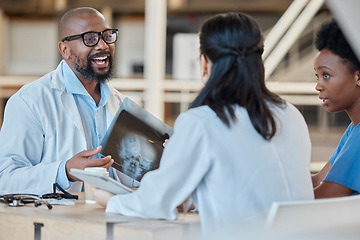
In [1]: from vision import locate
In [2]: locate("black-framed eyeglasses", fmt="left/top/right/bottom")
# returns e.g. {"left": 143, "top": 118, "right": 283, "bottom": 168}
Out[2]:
{"left": 62, "top": 29, "right": 118, "bottom": 47}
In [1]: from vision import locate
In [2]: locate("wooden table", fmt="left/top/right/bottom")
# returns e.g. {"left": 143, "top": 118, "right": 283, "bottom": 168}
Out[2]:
{"left": 0, "top": 193, "right": 200, "bottom": 240}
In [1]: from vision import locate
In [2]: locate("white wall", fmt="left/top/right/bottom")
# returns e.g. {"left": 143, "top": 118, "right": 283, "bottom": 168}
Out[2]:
{"left": 172, "top": 33, "right": 201, "bottom": 81}
{"left": 4, "top": 19, "right": 59, "bottom": 75}
{"left": 1, "top": 16, "right": 146, "bottom": 78}
{"left": 115, "top": 17, "right": 145, "bottom": 77}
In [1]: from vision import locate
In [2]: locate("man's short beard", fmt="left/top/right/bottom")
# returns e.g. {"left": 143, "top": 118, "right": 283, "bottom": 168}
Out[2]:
{"left": 74, "top": 53, "right": 114, "bottom": 83}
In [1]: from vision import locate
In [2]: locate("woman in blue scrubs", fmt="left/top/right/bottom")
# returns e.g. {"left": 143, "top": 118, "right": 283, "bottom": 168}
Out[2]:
{"left": 312, "top": 19, "right": 360, "bottom": 198}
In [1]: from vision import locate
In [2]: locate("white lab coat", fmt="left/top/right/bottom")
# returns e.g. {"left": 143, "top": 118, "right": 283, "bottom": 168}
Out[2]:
{"left": 106, "top": 103, "right": 314, "bottom": 235}
{"left": 0, "top": 60, "right": 123, "bottom": 195}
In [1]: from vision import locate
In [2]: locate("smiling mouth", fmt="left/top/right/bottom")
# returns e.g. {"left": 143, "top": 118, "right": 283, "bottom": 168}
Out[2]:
{"left": 92, "top": 56, "right": 109, "bottom": 66}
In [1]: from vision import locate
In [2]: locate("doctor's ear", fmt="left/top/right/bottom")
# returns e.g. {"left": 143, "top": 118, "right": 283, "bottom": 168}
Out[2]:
{"left": 59, "top": 41, "right": 70, "bottom": 60}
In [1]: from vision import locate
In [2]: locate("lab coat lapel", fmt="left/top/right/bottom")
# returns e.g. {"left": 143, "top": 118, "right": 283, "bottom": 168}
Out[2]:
{"left": 105, "top": 91, "right": 123, "bottom": 128}
{"left": 52, "top": 61, "right": 86, "bottom": 139}
{"left": 61, "top": 91, "right": 86, "bottom": 139}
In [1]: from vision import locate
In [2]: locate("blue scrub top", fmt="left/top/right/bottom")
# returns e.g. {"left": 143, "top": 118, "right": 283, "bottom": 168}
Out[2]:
{"left": 324, "top": 123, "right": 360, "bottom": 194}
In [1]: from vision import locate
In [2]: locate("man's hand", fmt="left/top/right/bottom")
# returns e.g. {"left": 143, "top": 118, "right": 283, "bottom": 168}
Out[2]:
{"left": 65, "top": 146, "right": 114, "bottom": 181}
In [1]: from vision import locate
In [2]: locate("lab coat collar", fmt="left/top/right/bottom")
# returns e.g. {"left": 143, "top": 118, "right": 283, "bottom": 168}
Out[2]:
{"left": 49, "top": 60, "right": 123, "bottom": 136}
{"left": 105, "top": 90, "right": 123, "bottom": 128}
{"left": 50, "top": 60, "right": 67, "bottom": 91}
{"left": 51, "top": 60, "right": 86, "bottom": 139}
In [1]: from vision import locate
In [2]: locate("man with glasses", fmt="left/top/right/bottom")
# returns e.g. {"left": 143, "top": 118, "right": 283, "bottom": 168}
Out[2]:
{"left": 0, "top": 7, "right": 124, "bottom": 195}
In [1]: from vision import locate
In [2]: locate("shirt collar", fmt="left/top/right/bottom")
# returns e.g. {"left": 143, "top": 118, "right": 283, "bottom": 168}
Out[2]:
{"left": 62, "top": 61, "right": 111, "bottom": 107}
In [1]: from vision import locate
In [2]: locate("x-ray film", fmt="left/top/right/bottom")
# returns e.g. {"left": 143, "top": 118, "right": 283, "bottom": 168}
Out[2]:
{"left": 101, "top": 98, "right": 173, "bottom": 183}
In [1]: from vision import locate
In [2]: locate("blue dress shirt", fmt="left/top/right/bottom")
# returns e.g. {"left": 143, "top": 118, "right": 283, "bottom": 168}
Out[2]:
{"left": 56, "top": 62, "right": 110, "bottom": 187}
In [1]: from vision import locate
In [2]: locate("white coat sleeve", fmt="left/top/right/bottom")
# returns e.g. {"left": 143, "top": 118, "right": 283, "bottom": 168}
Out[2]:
{"left": 0, "top": 94, "right": 62, "bottom": 194}
{"left": 106, "top": 112, "right": 211, "bottom": 220}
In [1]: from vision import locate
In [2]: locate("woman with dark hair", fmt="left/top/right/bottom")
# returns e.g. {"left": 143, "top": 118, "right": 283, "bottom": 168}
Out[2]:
{"left": 193, "top": 12, "right": 284, "bottom": 140}
{"left": 312, "top": 19, "right": 360, "bottom": 198}
{"left": 94, "top": 12, "right": 313, "bottom": 234}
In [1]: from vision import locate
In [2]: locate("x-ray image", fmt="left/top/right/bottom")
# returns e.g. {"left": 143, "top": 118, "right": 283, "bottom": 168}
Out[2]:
{"left": 115, "top": 130, "right": 161, "bottom": 182}
{"left": 101, "top": 98, "right": 173, "bottom": 184}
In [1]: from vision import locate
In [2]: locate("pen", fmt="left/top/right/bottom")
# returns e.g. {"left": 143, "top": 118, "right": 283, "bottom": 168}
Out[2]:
{"left": 147, "top": 140, "right": 163, "bottom": 144}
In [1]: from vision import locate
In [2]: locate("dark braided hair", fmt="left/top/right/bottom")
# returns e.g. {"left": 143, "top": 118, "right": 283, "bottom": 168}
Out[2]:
{"left": 191, "top": 12, "right": 285, "bottom": 140}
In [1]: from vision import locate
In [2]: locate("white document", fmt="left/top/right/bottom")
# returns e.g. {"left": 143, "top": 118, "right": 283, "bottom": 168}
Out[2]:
{"left": 69, "top": 169, "right": 133, "bottom": 195}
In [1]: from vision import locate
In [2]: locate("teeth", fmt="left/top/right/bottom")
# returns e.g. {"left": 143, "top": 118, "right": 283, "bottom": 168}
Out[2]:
{"left": 93, "top": 56, "right": 107, "bottom": 60}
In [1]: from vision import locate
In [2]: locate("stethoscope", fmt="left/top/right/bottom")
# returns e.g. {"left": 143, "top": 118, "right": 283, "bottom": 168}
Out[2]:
{"left": 0, "top": 194, "right": 53, "bottom": 209}
{"left": 0, "top": 183, "right": 79, "bottom": 209}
